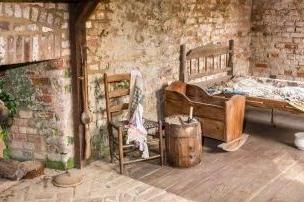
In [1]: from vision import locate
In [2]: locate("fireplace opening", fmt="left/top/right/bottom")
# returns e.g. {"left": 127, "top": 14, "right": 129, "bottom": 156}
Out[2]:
{"left": 0, "top": 2, "right": 75, "bottom": 170}
{"left": 0, "top": 60, "right": 74, "bottom": 169}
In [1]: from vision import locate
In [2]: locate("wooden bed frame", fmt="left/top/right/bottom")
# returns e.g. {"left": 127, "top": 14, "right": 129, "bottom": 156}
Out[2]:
{"left": 179, "top": 40, "right": 303, "bottom": 118}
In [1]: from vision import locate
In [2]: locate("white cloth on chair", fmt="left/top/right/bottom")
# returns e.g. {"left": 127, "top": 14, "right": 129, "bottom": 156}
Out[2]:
{"left": 126, "top": 70, "right": 149, "bottom": 159}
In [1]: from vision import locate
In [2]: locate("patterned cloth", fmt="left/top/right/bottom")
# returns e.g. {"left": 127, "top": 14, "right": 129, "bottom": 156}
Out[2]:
{"left": 207, "top": 76, "right": 304, "bottom": 112}
{"left": 126, "top": 70, "right": 149, "bottom": 158}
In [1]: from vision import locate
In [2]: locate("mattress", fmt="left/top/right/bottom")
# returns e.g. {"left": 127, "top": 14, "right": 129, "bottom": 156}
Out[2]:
{"left": 207, "top": 76, "right": 304, "bottom": 102}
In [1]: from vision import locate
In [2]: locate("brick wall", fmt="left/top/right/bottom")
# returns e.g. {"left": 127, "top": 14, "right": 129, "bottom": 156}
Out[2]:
{"left": 86, "top": 0, "right": 252, "bottom": 158}
{"left": 0, "top": 2, "right": 70, "bottom": 65}
{"left": 0, "top": 3, "right": 73, "bottom": 169}
{"left": 251, "top": 0, "right": 304, "bottom": 80}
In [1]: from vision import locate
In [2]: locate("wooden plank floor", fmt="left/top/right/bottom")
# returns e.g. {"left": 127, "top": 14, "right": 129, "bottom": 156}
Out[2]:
{"left": 125, "top": 121, "right": 304, "bottom": 202}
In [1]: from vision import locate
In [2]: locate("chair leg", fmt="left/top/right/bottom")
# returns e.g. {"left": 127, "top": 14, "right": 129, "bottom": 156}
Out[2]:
{"left": 118, "top": 127, "right": 124, "bottom": 174}
{"left": 159, "top": 121, "right": 164, "bottom": 166}
{"left": 108, "top": 126, "right": 114, "bottom": 163}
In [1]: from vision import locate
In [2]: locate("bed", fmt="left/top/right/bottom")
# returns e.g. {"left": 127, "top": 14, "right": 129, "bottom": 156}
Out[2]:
{"left": 178, "top": 40, "right": 304, "bottom": 126}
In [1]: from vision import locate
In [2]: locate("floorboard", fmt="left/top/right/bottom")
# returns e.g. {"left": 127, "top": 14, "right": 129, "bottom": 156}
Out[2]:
{"left": 125, "top": 121, "right": 304, "bottom": 202}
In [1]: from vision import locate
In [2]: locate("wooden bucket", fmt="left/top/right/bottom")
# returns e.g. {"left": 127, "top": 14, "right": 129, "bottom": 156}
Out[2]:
{"left": 165, "top": 117, "right": 202, "bottom": 168}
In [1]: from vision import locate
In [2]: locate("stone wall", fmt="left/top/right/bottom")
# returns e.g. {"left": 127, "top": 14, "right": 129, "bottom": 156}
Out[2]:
{"left": 86, "top": 0, "right": 252, "bottom": 158}
{"left": 251, "top": 0, "right": 304, "bottom": 79}
{"left": 0, "top": 3, "right": 73, "bottom": 169}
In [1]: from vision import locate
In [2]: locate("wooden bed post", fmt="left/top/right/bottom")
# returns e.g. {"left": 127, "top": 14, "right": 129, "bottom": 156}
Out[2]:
{"left": 180, "top": 44, "right": 187, "bottom": 82}
{"left": 228, "top": 40, "right": 234, "bottom": 76}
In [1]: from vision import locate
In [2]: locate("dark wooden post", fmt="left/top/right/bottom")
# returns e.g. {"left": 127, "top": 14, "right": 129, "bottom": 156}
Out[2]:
{"left": 228, "top": 40, "right": 234, "bottom": 76}
{"left": 69, "top": 0, "right": 100, "bottom": 169}
{"left": 180, "top": 44, "right": 187, "bottom": 82}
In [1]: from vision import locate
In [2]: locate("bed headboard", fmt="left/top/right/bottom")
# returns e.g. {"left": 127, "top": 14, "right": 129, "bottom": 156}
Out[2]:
{"left": 179, "top": 40, "right": 234, "bottom": 86}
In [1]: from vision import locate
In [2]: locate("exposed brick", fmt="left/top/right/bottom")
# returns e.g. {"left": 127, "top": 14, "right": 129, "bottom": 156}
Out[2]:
{"left": 23, "top": 142, "right": 35, "bottom": 150}
{"left": 4, "top": 3, "right": 14, "bottom": 17}
{"left": 61, "top": 48, "right": 70, "bottom": 56}
{"left": 44, "top": 3, "right": 56, "bottom": 9}
{"left": 286, "top": 27, "right": 295, "bottom": 32}
{"left": 19, "top": 127, "right": 27, "bottom": 134}
{"left": 14, "top": 118, "right": 29, "bottom": 127}
{"left": 54, "top": 33, "right": 61, "bottom": 58}
{"left": 22, "top": 6, "right": 30, "bottom": 19}
{"left": 54, "top": 17, "right": 61, "bottom": 27}
{"left": 32, "top": 35, "right": 39, "bottom": 61}
{"left": 252, "top": 1, "right": 304, "bottom": 79}
{"left": 47, "top": 13, "right": 54, "bottom": 25}
{"left": 31, "top": 77, "right": 51, "bottom": 86}
{"left": 30, "top": 7, "right": 39, "bottom": 22}
{"left": 270, "top": 52, "right": 279, "bottom": 57}
{"left": 61, "top": 40, "right": 69, "bottom": 49}
{"left": 24, "top": 37, "right": 31, "bottom": 61}
{"left": 11, "top": 133, "right": 27, "bottom": 142}
{"left": 284, "top": 70, "right": 293, "bottom": 76}
{"left": 0, "top": 21, "right": 9, "bottom": 31}
{"left": 291, "top": 33, "right": 304, "bottom": 38}
{"left": 87, "top": 37, "right": 98, "bottom": 47}
{"left": 10, "top": 126, "right": 19, "bottom": 133}
{"left": 27, "top": 135, "right": 41, "bottom": 144}
{"left": 16, "top": 36, "right": 23, "bottom": 62}
{"left": 57, "top": 3, "right": 68, "bottom": 10}
{"left": 86, "top": 21, "right": 92, "bottom": 28}
{"left": 285, "top": 43, "right": 298, "bottom": 49}
{"left": 7, "top": 35, "right": 15, "bottom": 63}
{"left": 296, "top": 21, "right": 304, "bottom": 27}
{"left": 19, "top": 110, "right": 33, "bottom": 119}
{"left": 10, "top": 141, "right": 24, "bottom": 149}
{"left": 0, "top": 3, "right": 2, "bottom": 16}
{"left": 26, "top": 127, "right": 37, "bottom": 135}
{"left": 255, "top": 63, "right": 268, "bottom": 68}
{"left": 34, "top": 111, "right": 55, "bottom": 119}
{"left": 297, "top": 72, "right": 304, "bottom": 78}
{"left": 0, "top": 37, "right": 6, "bottom": 64}
{"left": 49, "top": 58, "right": 64, "bottom": 69}
{"left": 14, "top": 4, "right": 22, "bottom": 18}
{"left": 38, "top": 9, "right": 47, "bottom": 23}
{"left": 36, "top": 95, "right": 53, "bottom": 103}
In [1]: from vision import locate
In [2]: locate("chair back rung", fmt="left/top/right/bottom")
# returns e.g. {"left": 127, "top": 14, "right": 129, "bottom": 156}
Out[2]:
{"left": 110, "top": 103, "right": 129, "bottom": 113}
{"left": 106, "top": 74, "right": 131, "bottom": 83}
{"left": 109, "top": 89, "right": 130, "bottom": 98}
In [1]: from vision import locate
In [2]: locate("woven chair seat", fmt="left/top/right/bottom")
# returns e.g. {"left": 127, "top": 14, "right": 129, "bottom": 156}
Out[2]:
{"left": 112, "top": 119, "right": 159, "bottom": 132}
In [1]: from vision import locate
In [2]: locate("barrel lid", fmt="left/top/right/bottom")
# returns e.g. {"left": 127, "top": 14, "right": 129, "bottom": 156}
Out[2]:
{"left": 165, "top": 115, "right": 200, "bottom": 127}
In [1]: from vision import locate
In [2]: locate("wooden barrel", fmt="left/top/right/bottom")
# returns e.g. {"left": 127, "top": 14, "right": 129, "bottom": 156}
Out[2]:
{"left": 165, "top": 117, "right": 202, "bottom": 168}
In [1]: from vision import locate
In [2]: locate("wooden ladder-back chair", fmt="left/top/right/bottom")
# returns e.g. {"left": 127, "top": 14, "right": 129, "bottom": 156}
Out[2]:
{"left": 104, "top": 73, "right": 164, "bottom": 174}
